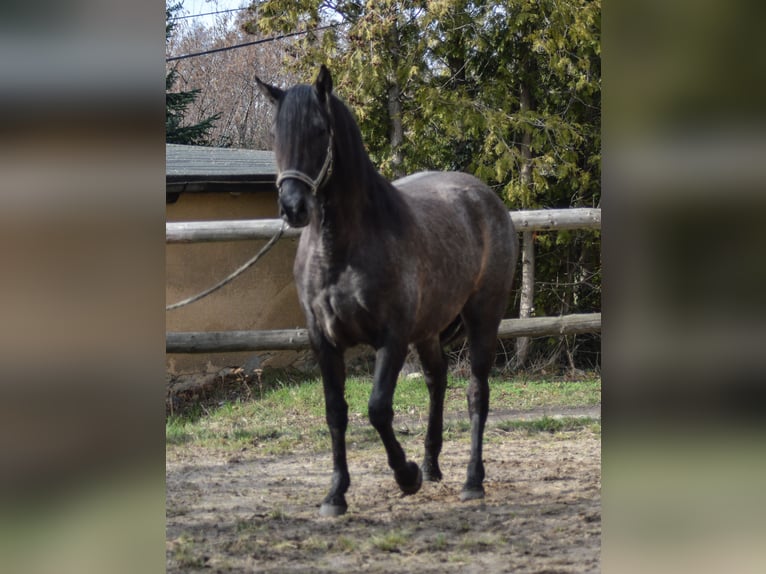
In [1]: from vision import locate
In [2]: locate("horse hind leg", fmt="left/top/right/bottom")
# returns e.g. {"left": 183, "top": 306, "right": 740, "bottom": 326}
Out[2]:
{"left": 460, "top": 300, "right": 504, "bottom": 501}
{"left": 415, "top": 337, "right": 448, "bottom": 482}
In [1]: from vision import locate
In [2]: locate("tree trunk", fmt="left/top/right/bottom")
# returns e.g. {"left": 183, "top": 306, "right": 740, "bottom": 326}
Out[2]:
{"left": 515, "top": 81, "right": 535, "bottom": 368}
{"left": 387, "top": 81, "right": 404, "bottom": 178}
{"left": 518, "top": 83, "right": 533, "bottom": 204}
{"left": 516, "top": 231, "right": 535, "bottom": 367}
{"left": 385, "top": 10, "right": 404, "bottom": 179}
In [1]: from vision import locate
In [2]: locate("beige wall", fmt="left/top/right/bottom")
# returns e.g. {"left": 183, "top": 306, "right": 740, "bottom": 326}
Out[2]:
{"left": 166, "top": 191, "right": 309, "bottom": 374}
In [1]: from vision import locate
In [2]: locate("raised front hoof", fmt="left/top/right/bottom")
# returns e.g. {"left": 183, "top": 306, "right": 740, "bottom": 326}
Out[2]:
{"left": 319, "top": 502, "right": 348, "bottom": 517}
{"left": 396, "top": 462, "right": 423, "bottom": 496}
{"left": 459, "top": 487, "right": 485, "bottom": 502}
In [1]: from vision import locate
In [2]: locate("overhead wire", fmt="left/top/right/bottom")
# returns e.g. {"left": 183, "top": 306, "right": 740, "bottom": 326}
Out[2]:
{"left": 169, "top": 7, "right": 249, "bottom": 21}
{"left": 166, "top": 23, "right": 338, "bottom": 62}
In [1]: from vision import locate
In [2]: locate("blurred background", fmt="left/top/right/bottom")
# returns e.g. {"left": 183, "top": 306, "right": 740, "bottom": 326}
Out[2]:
{"left": 0, "top": 1, "right": 165, "bottom": 572}
{"left": 605, "top": 0, "right": 766, "bottom": 572}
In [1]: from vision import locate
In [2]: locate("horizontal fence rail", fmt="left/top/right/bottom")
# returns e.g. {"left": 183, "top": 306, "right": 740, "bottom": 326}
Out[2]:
{"left": 166, "top": 208, "right": 601, "bottom": 243}
{"left": 166, "top": 314, "right": 601, "bottom": 353}
{"left": 166, "top": 208, "right": 601, "bottom": 354}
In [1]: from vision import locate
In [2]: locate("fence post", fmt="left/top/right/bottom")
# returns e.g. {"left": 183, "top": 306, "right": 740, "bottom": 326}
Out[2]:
{"left": 515, "top": 230, "right": 535, "bottom": 367}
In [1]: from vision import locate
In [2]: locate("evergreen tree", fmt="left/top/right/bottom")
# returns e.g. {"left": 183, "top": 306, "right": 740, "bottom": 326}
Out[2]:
{"left": 247, "top": 1, "right": 599, "bottom": 208}
{"left": 247, "top": 0, "right": 429, "bottom": 178}
{"left": 246, "top": 0, "right": 601, "bottom": 369}
{"left": 166, "top": 3, "right": 221, "bottom": 145}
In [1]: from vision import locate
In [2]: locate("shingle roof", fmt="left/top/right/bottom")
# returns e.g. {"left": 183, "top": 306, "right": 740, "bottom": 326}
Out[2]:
{"left": 166, "top": 144, "right": 277, "bottom": 194}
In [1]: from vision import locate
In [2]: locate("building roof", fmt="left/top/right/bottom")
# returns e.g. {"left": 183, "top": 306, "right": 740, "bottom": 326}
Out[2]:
{"left": 166, "top": 144, "right": 277, "bottom": 197}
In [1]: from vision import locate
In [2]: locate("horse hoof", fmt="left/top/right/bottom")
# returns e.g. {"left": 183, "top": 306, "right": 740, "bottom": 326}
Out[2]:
{"left": 319, "top": 502, "right": 348, "bottom": 517}
{"left": 398, "top": 462, "right": 423, "bottom": 495}
{"left": 459, "top": 487, "right": 485, "bottom": 502}
{"left": 421, "top": 464, "right": 442, "bottom": 482}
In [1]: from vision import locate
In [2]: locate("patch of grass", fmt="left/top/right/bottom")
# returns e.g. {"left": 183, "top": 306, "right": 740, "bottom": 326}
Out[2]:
{"left": 272, "top": 540, "right": 298, "bottom": 552}
{"left": 370, "top": 529, "right": 411, "bottom": 552}
{"left": 446, "top": 552, "right": 469, "bottom": 564}
{"left": 167, "top": 374, "right": 600, "bottom": 453}
{"left": 259, "top": 380, "right": 327, "bottom": 418}
{"left": 443, "top": 420, "right": 472, "bottom": 441}
{"left": 268, "top": 507, "right": 286, "bottom": 521}
{"left": 486, "top": 377, "right": 601, "bottom": 409}
{"left": 234, "top": 519, "right": 260, "bottom": 534}
{"left": 495, "top": 415, "right": 600, "bottom": 434}
{"left": 165, "top": 417, "right": 192, "bottom": 445}
{"left": 303, "top": 536, "right": 330, "bottom": 552}
{"left": 429, "top": 532, "right": 448, "bottom": 551}
{"left": 165, "top": 415, "right": 228, "bottom": 447}
{"left": 167, "top": 534, "right": 206, "bottom": 569}
{"left": 224, "top": 536, "right": 260, "bottom": 555}
{"left": 335, "top": 535, "right": 356, "bottom": 553}
{"left": 459, "top": 532, "right": 504, "bottom": 552}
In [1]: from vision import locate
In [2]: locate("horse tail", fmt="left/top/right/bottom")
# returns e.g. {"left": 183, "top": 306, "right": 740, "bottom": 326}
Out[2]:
{"left": 439, "top": 315, "right": 465, "bottom": 347}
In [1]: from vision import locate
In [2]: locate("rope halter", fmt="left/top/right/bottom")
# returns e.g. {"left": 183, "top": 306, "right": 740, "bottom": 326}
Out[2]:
{"left": 275, "top": 128, "right": 334, "bottom": 195}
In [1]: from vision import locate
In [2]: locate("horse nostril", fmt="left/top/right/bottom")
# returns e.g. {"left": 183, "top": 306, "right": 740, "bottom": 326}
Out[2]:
{"left": 296, "top": 203, "right": 308, "bottom": 223}
{"left": 278, "top": 181, "right": 312, "bottom": 227}
{"left": 279, "top": 197, "right": 310, "bottom": 227}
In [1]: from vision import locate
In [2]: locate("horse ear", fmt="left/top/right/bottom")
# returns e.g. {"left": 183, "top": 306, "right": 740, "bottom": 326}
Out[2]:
{"left": 254, "top": 76, "right": 284, "bottom": 105}
{"left": 314, "top": 65, "right": 333, "bottom": 102}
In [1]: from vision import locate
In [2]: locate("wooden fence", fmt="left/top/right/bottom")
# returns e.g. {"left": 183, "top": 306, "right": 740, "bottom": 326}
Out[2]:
{"left": 166, "top": 208, "right": 600, "bottom": 353}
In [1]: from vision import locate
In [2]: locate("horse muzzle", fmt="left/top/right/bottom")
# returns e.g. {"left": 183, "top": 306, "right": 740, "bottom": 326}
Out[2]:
{"left": 278, "top": 180, "right": 314, "bottom": 228}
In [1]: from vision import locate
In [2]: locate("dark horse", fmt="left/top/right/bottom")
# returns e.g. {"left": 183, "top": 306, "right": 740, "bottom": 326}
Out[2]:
{"left": 256, "top": 66, "right": 517, "bottom": 516}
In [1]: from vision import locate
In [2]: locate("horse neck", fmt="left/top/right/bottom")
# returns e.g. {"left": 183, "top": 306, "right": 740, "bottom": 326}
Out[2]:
{"left": 313, "top": 161, "right": 381, "bottom": 252}
{"left": 313, "top": 105, "right": 404, "bottom": 250}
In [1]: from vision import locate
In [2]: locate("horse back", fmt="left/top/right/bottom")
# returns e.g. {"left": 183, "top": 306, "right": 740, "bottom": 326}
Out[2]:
{"left": 393, "top": 171, "right": 518, "bottom": 340}
{"left": 393, "top": 171, "right": 516, "bottom": 256}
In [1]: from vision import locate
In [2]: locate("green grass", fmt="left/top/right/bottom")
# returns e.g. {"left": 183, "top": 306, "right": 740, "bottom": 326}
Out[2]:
{"left": 166, "top": 374, "right": 600, "bottom": 453}
{"left": 459, "top": 531, "right": 505, "bottom": 552}
{"left": 168, "top": 534, "right": 207, "bottom": 569}
{"left": 495, "top": 415, "right": 601, "bottom": 434}
{"left": 370, "top": 529, "right": 411, "bottom": 552}
{"left": 429, "top": 532, "right": 448, "bottom": 551}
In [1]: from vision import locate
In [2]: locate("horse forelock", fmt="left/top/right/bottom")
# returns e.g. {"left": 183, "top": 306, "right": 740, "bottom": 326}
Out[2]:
{"left": 276, "top": 86, "right": 329, "bottom": 139}
{"left": 271, "top": 85, "right": 333, "bottom": 181}
{"left": 275, "top": 84, "right": 372, "bottom": 183}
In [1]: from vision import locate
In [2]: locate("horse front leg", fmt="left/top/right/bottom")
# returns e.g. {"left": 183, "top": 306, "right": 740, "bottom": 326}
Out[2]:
{"left": 368, "top": 340, "right": 422, "bottom": 495}
{"left": 314, "top": 335, "right": 350, "bottom": 517}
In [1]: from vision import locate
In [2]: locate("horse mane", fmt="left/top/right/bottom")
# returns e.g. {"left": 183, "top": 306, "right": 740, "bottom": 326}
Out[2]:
{"left": 325, "top": 91, "right": 410, "bottom": 231}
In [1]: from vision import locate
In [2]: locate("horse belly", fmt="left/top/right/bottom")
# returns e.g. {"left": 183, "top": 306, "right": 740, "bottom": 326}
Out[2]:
{"left": 410, "top": 270, "right": 475, "bottom": 342}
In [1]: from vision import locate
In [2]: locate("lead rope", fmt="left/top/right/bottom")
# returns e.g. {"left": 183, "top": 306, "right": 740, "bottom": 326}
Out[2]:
{"left": 165, "top": 221, "right": 286, "bottom": 311}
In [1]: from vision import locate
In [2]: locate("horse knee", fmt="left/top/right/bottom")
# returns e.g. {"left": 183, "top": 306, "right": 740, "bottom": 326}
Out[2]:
{"left": 424, "top": 365, "right": 447, "bottom": 390}
{"left": 325, "top": 398, "right": 348, "bottom": 429}
{"left": 368, "top": 399, "right": 393, "bottom": 431}
{"left": 466, "top": 377, "right": 489, "bottom": 418}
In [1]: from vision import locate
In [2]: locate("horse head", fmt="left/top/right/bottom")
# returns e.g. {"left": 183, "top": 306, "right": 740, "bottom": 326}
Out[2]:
{"left": 256, "top": 66, "right": 335, "bottom": 228}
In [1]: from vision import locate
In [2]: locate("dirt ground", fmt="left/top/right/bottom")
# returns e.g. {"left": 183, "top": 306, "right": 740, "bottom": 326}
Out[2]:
{"left": 167, "top": 409, "right": 600, "bottom": 573}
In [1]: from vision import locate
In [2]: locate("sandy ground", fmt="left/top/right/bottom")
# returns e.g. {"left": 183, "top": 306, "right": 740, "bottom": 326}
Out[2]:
{"left": 167, "top": 410, "right": 600, "bottom": 573}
